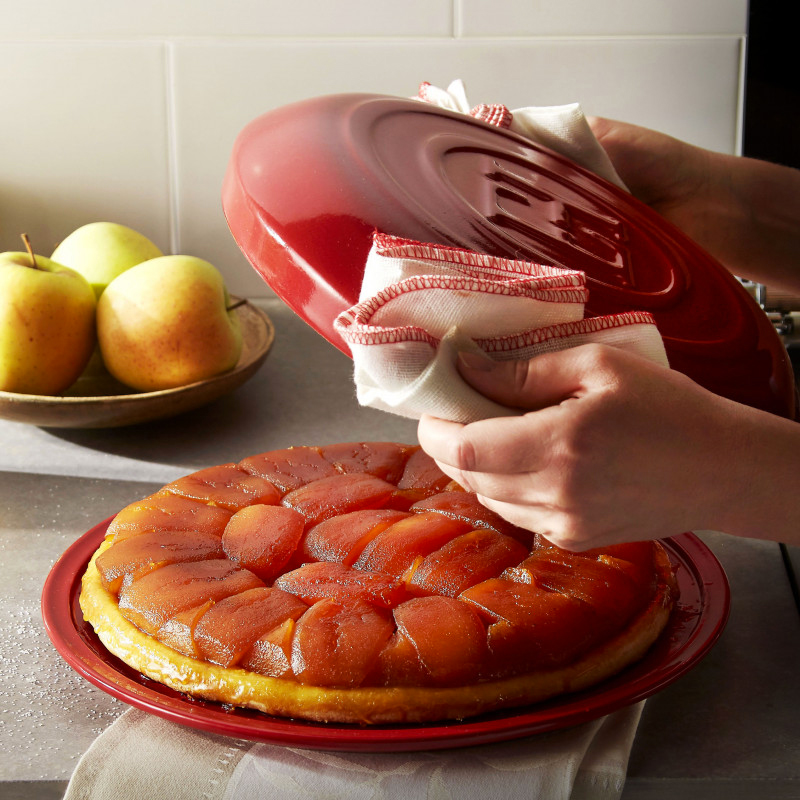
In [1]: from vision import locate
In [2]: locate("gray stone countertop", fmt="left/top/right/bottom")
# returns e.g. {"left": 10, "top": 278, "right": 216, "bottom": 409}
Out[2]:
{"left": 1, "top": 299, "right": 798, "bottom": 799}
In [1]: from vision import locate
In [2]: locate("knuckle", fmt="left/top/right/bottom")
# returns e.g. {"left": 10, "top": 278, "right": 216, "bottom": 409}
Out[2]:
{"left": 544, "top": 521, "right": 592, "bottom": 553}
{"left": 547, "top": 422, "right": 589, "bottom": 476}
{"left": 452, "top": 431, "right": 479, "bottom": 473}
{"left": 511, "top": 358, "right": 534, "bottom": 397}
{"left": 578, "top": 342, "right": 623, "bottom": 378}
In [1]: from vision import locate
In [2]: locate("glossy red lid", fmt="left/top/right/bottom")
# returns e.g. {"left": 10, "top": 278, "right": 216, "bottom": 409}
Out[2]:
{"left": 222, "top": 93, "right": 795, "bottom": 418}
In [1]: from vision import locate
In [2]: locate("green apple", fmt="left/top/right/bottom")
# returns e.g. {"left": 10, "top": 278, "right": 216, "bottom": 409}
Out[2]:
{"left": 97, "top": 255, "right": 243, "bottom": 392}
{"left": 52, "top": 221, "right": 163, "bottom": 298}
{"left": 0, "top": 237, "right": 96, "bottom": 395}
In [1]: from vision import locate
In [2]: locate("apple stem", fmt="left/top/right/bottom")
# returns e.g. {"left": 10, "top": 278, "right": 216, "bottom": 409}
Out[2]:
{"left": 227, "top": 298, "right": 248, "bottom": 312}
{"left": 20, "top": 233, "right": 39, "bottom": 269}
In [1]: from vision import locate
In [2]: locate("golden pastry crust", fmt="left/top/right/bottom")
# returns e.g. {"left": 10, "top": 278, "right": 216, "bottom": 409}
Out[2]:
{"left": 80, "top": 539, "right": 676, "bottom": 724}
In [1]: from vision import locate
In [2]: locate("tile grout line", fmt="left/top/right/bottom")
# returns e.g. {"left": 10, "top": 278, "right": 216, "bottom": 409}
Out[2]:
{"left": 164, "top": 40, "right": 181, "bottom": 256}
{"left": 0, "top": 32, "right": 749, "bottom": 45}
{"left": 734, "top": 34, "right": 747, "bottom": 156}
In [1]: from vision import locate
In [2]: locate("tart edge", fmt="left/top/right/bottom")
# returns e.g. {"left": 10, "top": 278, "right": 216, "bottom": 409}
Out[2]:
{"left": 79, "top": 539, "right": 677, "bottom": 724}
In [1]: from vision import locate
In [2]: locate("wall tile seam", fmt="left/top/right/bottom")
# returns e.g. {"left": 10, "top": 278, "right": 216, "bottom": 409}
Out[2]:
{"left": 0, "top": 33, "right": 747, "bottom": 45}
{"left": 164, "top": 40, "right": 181, "bottom": 256}
{"left": 734, "top": 35, "right": 747, "bottom": 157}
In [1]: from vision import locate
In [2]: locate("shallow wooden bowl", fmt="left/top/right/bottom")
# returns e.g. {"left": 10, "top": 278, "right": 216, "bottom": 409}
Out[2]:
{"left": 0, "top": 300, "right": 274, "bottom": 429}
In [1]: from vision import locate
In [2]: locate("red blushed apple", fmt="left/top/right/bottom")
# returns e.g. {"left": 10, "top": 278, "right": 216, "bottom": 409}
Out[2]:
{"left": 97, "top": 255, "right": 243, "bottom": 392}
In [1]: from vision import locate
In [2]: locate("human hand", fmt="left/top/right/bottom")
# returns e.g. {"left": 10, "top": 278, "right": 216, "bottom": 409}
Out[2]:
{"left": 417, "top": 344, "right": 752, "bottom": 550}
{"left": 587, "top": 117, "right": 731, "bottom": 256}
{"left": 588, "top": 116, "right": 800, "bottom": 294}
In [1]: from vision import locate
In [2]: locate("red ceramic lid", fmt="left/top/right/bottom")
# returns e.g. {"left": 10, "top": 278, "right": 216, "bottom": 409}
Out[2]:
{"left": 222, "top": 92, "right": 795, "bottom": 419}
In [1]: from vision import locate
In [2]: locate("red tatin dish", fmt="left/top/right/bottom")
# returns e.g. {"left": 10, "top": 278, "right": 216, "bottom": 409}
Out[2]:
{"left": 79, "top": 441, "right": 678, "bottom": 724}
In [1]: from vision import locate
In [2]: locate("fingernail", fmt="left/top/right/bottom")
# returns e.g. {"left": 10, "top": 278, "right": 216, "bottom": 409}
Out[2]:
{"left": 458, "top": 351, "right": 495, "bottom": 372}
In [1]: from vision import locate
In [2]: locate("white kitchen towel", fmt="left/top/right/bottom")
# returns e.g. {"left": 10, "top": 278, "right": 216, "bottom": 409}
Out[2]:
{"left": 65, "top": 702, "right": 643, "bottom": 800}
{"left": 334, "top": 233, "right": 668, "bottom": 423}
{"left": 63, "top": 709, "right": 252, "bottom": 800}
{"left": 416, "top": 79, "right": 628, "bottom": 190}
{"left": 223, "top": 701, "right": 645, "bottom": 800}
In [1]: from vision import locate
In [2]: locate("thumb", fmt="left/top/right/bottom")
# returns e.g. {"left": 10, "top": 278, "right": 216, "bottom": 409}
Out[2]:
{"left": 457, "top": 349, "right": 592, "bottom": 411}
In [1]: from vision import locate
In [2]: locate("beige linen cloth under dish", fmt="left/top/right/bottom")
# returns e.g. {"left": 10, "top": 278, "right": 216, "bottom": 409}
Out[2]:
{"left": 65, "top": 81, "right": 662, "bottom": 800}
{"left": 64, "top": 703, "right": 645, "bottom": 800}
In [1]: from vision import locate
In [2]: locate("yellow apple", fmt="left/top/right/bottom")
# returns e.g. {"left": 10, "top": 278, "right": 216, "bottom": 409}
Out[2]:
{"left": 97, "top": 255, "right": 243, "bottom": 392}
{"left": 52, "top": 221, "right": 163, "bottom": 298}
{"left": 0, "top": 239, "right": 96, "bottom": 395}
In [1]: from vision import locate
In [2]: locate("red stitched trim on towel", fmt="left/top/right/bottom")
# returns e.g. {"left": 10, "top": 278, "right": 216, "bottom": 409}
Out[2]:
{"left": 470, "top": 103, "right": 513, "bottom": 129}
{"left": 474, "top": 312, "right": 658, "bottom": 352}
{"left": 372, "top": 232, "right": 583, "bottom": 286}
{"left": 417, "top": 82, "right": 434, "bottom": 103}
{"left": 350, "top": 276, "right": 589, "bottom": 325}
{"left": 333, "top": 276, "right": 589, "bottom": 351}
{"left": 334, "top": 309, "right": 440, "bottom": 348}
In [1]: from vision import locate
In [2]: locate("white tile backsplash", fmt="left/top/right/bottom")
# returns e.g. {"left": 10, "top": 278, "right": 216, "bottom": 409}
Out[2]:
{"left": 458, "top": 0, "right": 748, "bottom": 37}
{"left": 2, "top": 0, "right": 453, "bottom": 38}
{"left": 172, "top": 37, "right": 742, "bottom": 296}
{"left": 0, "top": 0, "right": 747, "bottom": 297}
{"left": 0, "top": 43, "right": 171, "bottom": 259}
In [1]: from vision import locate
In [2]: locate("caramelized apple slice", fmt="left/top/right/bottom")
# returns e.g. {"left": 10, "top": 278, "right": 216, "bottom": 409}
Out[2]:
{"left": 412, "top": 491, "right": 535, "bottom": 546}
{"left": 352, "top": 511, "right": 472, "bottom": 577}
{"left": 274, "top": 561, "right": 410, "bottom": 608}
{"left": 408, "top": 529, "right": 529, "bottom": 597}
{"left": 239, "top": 446, "right": 339, "bottom": 493}
{"left": 221, "top": 504, "right": 306, "bottom": 582}
{"left": 504, "top": 552, "right": 643, "bottom": 629}
{"left": 582, "top": 540, "right": 656, "bottom": 565}
{"left": 588, "top": 542, "right": 658, "bottom": 592}
{"left": 397, "top": 448, "right": 450, "bottom": 490}
{"left": 291, "top": 598, "right": 393, "bottom": 687}
{"left": 532, "top": 536, "right": 658, "bottom": 592}
{"left": 95, "top": 530, "right": 224, "bottom": 594}
{"left": 597, "top": 553, "right": 657, "bottom": 594}
{"left": 299, "top": 509, "right": 411, "bottom": 565}
{"left": 392, "top": 596, "right": 487, "bottom": 686}
{"left": 193, "top": 587, "right": 308, "bottom": 667}
{"left": 282, "top": 473, "right": 397, "bottom": 527}
{"left": 461, "top": 578, "right": 599, "bottom": 676}
{"left": 241, "top": 617, "right": 297, "bottom": 678}
{"left": 117, "top": 559, "right": 263, "bottom": 635}
{"left": 106, "top": 493, "right": 233, "bottom": 542}
{"left": 320, "top": 441, "right": 415, "bottom": 483}
{"left": 162, "top": 463, "right": 280, "bottom": 511}
{"left": 369, "top": 629, "right": 426, "bottom": 687}
{"left": 155, "top": 600, "right": 213, "bottom": 657}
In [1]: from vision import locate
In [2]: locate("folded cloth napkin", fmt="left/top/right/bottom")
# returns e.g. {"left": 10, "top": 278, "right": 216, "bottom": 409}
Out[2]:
{"left": 334, "top": 232, "right": 668, "bottom": 423}
{"left": 65, "top": 702, "right": 644, "bottom": 800}
{"left": 416, "top": 79, "right": 628, "bottom": 190}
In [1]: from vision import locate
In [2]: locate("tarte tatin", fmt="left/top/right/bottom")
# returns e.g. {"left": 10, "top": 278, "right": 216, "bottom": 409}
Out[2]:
{"left": 80, "top": 442, "right": 677, "bottom": 724}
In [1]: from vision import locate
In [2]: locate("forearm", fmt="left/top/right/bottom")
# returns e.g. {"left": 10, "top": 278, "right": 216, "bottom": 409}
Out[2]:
{"left": 705, "top": 152, "right": 800, "bottom": 294}
{"left": 589, "top": 117, "right": 800, "bottom": 294}
{"left": 702, "top": 396, "right": 800, "bottom": 544}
